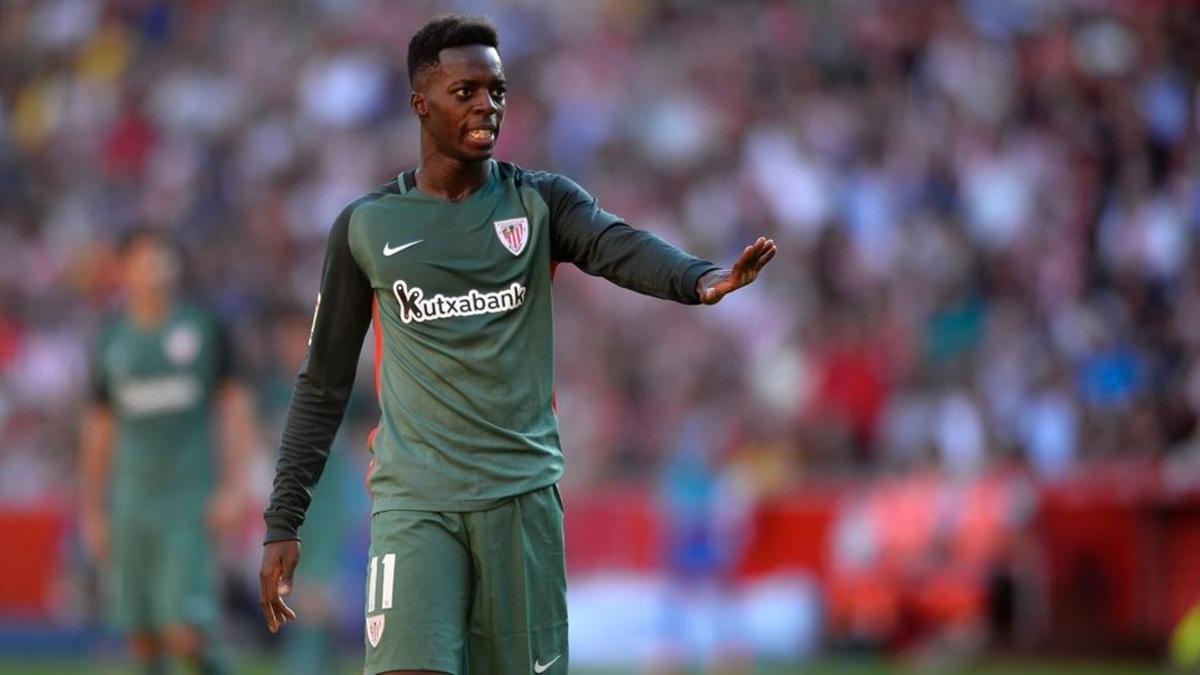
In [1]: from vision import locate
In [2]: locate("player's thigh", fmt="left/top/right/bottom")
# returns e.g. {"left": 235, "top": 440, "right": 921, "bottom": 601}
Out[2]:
{"left": 466, "top": 484, "right": 568, "bottom": 675}
{"left": 108, "top": 515, "right": 157, "bottom": 632}
{"left": 365, "top": 510, "right": 471, "bottom": 675}
{"left": 154, "top": 513, "right": 219, "bottom": 630}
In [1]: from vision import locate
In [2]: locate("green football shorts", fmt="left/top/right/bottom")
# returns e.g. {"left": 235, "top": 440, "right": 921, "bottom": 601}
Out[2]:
{"left": 363, "top": 484, "right": 568, "bottom": 675}
{"left": 108, "top": 509, "right": 218, "bottom": 632}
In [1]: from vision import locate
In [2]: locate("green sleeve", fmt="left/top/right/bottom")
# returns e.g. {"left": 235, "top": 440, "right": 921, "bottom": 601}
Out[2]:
{"left": 262, "top": 196, "right": 376, "bottom": 543}
{"left": 534, "top": 173, "right": 717, "bottom": 304}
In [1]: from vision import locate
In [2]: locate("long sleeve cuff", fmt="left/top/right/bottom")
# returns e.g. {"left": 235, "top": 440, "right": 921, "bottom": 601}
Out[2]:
{"left": 263, "top": 511, "right": 302, "bottom": 544}
{"left": 681, "top": 261, "right": 721, "bottom": 305}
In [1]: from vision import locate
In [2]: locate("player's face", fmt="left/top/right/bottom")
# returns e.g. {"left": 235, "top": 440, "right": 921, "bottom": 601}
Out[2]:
{"left": 414, "top": 45, "right": 506, "bottom": 162}
{"left": 123, "top": 238, "right": 178, "bottom": 301}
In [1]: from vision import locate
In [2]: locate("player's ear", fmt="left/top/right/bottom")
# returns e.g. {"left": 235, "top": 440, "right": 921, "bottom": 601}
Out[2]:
{"left": 411, "top": 91, "right": 427, "bottom": 118}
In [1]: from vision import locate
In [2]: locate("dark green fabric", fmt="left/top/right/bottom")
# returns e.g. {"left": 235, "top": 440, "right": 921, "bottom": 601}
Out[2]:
{"left": 363, "top": 484, "right": 567, "bottom": 675}
{"left": 108, "top": 509, "right": 218, "bottom": 631}
{"left": 92, "top": 304, "right": 228, "bottom": 632}
{"left": 92, "top": 304, "right": 227, "bottom": 514}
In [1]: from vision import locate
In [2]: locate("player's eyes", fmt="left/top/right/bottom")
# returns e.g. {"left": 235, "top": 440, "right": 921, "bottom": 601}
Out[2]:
{"left": 452, "top": 87, "right": 504, "bottom": 104}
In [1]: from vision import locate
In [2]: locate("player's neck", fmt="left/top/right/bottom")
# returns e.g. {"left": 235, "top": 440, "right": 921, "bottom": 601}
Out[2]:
{"left": 415, "top": 153, "right": 492, "bottom": 203}
{"left": 127, "top": 293, "right": 172, "bottom": 329}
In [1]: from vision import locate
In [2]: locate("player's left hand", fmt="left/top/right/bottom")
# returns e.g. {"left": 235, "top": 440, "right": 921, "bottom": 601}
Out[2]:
{"left": 260, "top": 540, "right": 300, "bottom": 633}
{"left": 697, "top": 236, "right": 777, "bottom": 305}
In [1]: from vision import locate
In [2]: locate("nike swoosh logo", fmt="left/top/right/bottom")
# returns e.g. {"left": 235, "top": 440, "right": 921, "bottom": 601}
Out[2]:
{"left": 533, "top": 655, "right": 561, "bottom": 673}
{"left": 383, "top": 240, "right": 422, "bottom": 256}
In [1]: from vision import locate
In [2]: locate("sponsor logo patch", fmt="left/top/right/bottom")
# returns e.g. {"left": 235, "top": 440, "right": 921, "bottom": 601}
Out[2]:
{"left": 366, "top": 614, "right": 385, "bottom": 648}
{"left": 392, "top": 279, "right": 526, "bottom": 324}
{"left": 494, "top": 217, "right": 529, "bottom": 256}
{"left": 115, "top": 375, "right": 202, "bottom": 416}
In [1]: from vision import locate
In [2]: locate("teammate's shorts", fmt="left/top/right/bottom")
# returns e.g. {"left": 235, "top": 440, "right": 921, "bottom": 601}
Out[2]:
{"left": 108, "top": 509, "right": 219, "bottom": 632}
{"left": 363, "top": 483, "right": 568, "bottom": 675}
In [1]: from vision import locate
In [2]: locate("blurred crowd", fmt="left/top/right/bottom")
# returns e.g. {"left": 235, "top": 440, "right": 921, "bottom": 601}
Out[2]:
{"left": 2, "top": 0, "right": 1198, "bottom": 510}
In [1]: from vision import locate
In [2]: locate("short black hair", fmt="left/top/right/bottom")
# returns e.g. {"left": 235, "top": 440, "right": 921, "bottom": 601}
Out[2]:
{"left": 407, "top": 14, "right": 499, "bottom": 87}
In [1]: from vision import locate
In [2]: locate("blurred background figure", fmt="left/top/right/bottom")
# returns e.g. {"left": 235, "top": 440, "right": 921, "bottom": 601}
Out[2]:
{"left": 655, "top": 396, "right": 754, "bottom": 674}
{"left": 1, "top": 0, "right": 1198, "bottom": 673}
{"left": 78, "top": 229, "right": 256, "bottom": 674}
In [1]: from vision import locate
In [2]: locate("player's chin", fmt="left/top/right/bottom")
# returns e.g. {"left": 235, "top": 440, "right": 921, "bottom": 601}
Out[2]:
{"left": 460, "top": 139, "right": 497, "bottom": 160}
{"left": 462, "top": 147, "right": 495, "bottom": 161}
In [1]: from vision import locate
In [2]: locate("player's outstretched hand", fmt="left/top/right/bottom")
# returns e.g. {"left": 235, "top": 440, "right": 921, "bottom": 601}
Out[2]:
{"left": 259, "top": 540, "right": 300, "bottom": 633}
{"left": 698, "top": 236, "right": 777, "bottom": 304}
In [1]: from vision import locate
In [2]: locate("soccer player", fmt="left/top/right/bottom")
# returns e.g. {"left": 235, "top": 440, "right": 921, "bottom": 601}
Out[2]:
{"left": 80, "top": 229, "right": 255, "bottom": 675}
{"left": 259, "top": 14, "right": 776, "bottom": 675}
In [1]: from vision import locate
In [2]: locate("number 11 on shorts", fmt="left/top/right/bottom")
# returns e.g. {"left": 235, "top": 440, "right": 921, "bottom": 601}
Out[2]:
{"left": 367, "top": 553, "right": 396, "bottom": 612}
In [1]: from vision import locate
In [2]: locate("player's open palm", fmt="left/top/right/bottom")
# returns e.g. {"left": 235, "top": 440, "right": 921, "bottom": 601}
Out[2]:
{"left": 699, "top": 236, "right": 777, "bottom": 304}
{"left": 259, "top": 540, "right": 300, "bottom": 633}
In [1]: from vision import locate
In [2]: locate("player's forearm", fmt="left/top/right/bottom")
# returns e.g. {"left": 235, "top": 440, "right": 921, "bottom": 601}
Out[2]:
{"left": 573, "top": 223, "right": 718, "bottom": 303}
{"left": 261, "top": 196, "right": 372, "bottom": 543}
{"left": 79, "top": 406, "right": 115, "bottom": 513}
{"left": 263, "top": 374, "right": 354, "bottom": 542}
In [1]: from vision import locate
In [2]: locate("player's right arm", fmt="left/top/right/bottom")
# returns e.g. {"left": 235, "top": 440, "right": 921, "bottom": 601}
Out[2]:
{"left": 260, "top": 199, "right": 374, "bottom": 633}
{"left": 79, "top": 328, "right": 116, "bottom": 566}
{"left": 79, "top": 402, "right": 114, "bottom": 566}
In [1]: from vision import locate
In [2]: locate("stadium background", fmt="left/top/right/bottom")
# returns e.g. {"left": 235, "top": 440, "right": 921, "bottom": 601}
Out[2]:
{"left": 1, "top": 0, "right": 1198, "bottom": 672}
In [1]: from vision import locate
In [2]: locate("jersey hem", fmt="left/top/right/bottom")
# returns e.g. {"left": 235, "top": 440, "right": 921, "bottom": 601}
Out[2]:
{"left": 370, "top": 474, "right": 563, "bottom": 514}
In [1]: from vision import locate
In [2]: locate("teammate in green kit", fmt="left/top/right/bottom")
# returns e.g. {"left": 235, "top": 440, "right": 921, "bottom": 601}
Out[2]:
{"left": 258, "top": 14, "right": 776, "bottom": 675}
{"left": 80, "top": 229, "right": 256, "bottom": 675}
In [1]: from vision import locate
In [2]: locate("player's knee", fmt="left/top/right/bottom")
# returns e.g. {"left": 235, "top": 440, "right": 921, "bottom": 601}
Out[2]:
{"left": 161, "top": 625, "right": 203, "bottom": 660}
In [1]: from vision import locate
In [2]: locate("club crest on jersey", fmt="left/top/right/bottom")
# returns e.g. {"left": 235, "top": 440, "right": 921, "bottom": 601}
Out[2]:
{"left": 494, "top": 217, "right": 529, "bottom": 256}
{"left": 164, "top": 325, "right": 201, "bottom": 365}
{"left": 366, "top": 614, "right": 385, "bottom": 648}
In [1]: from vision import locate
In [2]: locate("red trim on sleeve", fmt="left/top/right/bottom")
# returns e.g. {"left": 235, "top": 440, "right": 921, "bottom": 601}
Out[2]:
{"left": 363, "top": 454, "right": 378, "bottom": 493}
{"left": 366, "top": 295, "right": 383, "bottom": 492}
{"left": 371, "top": 295, "right": 383, "bottom": 400}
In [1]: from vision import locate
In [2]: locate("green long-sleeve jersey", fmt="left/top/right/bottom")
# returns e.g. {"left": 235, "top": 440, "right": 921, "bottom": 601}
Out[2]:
{"left": 264, "top": 160, "right": 717, "bottom": 542}
{"left": 91, "top": 304, "right": 232, "bottom": 515}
